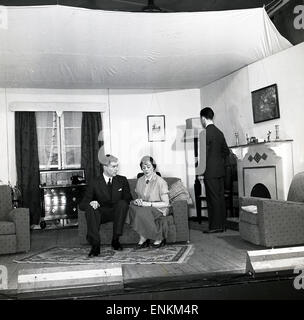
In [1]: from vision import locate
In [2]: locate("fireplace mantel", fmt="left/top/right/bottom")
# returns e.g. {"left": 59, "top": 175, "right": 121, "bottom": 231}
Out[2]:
{"left": 230, "top": 139, "right": 293, "bottom": 149}
{"left": 231, "top": 139, "right": 294, "bottom": 201}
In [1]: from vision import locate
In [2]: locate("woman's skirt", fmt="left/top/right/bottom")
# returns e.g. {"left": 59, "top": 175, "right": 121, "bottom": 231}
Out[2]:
{"left": 126, "top": 204, "right": 168, "bottom": 241}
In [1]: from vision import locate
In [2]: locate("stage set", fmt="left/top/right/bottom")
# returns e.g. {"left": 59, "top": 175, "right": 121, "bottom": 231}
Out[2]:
{"left": 1, "top": 221, "right": 304, "bottom": 300}
{"left": 0, "top": 3, "right": 304, "bottom": 301}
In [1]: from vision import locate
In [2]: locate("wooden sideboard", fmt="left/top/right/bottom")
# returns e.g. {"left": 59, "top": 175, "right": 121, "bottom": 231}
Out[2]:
{"left": 39, "top": 169, "right": 86, "bottom": 229}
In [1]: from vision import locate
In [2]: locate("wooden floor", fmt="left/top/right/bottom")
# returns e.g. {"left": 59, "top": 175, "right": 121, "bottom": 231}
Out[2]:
{"left": 0, "top": 221, "right": 301, "bottom": 299}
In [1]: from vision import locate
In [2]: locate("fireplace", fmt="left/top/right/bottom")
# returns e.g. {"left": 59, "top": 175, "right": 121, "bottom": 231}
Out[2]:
{"left": 231, "top": 140, "right": 294, "bottom": 200}
{"left": 251, "top": 183, "right": 271, "bottom": 198}
{"left": 243, "top": 165, "right": 278, "bottom": 199}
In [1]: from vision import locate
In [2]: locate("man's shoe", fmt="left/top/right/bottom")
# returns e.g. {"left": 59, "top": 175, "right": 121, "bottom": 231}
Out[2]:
{"left": 111, "top": 239, "right": 123, "bottom": 251}
{"left": 203, "top": 229, "right": 224, "bottom": 234}
{"left": 88, "top": 245, "right": 100, "bottom": 257}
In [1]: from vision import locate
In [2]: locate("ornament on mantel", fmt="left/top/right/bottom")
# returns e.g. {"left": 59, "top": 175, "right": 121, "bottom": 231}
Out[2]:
{"left": 234, "top": 132, "right": 239, "bottom": 146}
{"left": 275, "top": 125, "right": 280, "bottom": 140}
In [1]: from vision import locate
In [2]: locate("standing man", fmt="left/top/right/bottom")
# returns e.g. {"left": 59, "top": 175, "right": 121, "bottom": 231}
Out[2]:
{"left": 79, "top": 154, "right": 132, "bottom": 257}
{"left": 199, "top": 107, "right": 230, "bottom": 233}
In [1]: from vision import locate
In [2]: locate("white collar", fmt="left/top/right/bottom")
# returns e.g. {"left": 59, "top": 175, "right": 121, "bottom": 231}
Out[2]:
{"left": 145, "top": 172, "right": 156, "bottom": 183}
{"left": 103, "top": 173, "right": 112, "bottom": 182}
{"left": 205, "top": 120, "right": 214, "bottom": 127}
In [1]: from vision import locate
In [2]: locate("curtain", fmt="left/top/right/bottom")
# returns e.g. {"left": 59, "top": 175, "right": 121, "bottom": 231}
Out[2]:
{"left": 15, "top": 112, "right": 41, "bottom": 225}
{"left": 81, "top": 112, "right": 103, "bottom": 185}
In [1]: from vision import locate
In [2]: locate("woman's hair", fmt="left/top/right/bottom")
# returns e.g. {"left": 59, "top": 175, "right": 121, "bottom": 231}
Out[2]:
{"left": 140, "top": 156, "right": 157, "bottom": 170}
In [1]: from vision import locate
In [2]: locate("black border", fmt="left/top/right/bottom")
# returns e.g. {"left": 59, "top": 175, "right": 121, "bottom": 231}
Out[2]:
{"left": 251, "top": 84, "right": 280, "bottom": 124}
{"left": 147, "top": 115, "right": 166, "bottom": 142}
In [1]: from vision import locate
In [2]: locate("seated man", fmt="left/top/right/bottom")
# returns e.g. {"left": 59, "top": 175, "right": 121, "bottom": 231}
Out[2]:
{"left": 79, "top": 154, "right": 132, "bottom": 257}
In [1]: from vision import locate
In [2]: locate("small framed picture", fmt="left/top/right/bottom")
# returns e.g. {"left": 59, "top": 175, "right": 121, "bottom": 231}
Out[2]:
{"left": 251, "top": 84, "right": 280, "bottom": 123}
{"left": 147, "top": 115, "right": 165, "bottom": 142}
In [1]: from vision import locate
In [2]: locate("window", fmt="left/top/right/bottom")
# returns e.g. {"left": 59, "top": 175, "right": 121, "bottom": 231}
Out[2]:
{"left": 36, "top": 111, "right": 82, "bottom": 169}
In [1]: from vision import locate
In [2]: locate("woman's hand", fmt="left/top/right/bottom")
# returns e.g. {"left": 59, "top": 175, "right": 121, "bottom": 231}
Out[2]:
{"left": 133, "top": 199, "right": 143, "bottom": 206}
{"left": 141, "top": 201, "right": 151, "bottom": 207}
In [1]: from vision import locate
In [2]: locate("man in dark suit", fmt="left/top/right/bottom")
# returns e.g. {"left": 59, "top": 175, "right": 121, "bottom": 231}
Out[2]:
{"left": 79, "top": 154, "right": 132, "bottom": 257}
{"left": 199, "top": 107, "right": 230, "bottom": 233}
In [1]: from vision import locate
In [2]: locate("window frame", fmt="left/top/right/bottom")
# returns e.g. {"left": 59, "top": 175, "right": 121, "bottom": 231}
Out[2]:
{"left": 37, "top": 111, "right": 82, "bottom": 170}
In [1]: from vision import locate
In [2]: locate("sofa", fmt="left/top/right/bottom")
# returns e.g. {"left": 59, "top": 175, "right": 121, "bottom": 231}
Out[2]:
{"left": 78, "top": 177, "right": 190, "bottom": 245}
{"left": 0, "top": 185, "right": 30, "bottom": 255}
{"left": 239, "top": 171, "right": 304, "bottom": 247}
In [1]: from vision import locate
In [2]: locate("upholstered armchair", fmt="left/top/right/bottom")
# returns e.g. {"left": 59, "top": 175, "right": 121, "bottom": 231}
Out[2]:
{"left": 239, "top": 172, "right": 304, "bottom": 247}
{"left": 0, "top": 185, "right": 30, "bottom": 254}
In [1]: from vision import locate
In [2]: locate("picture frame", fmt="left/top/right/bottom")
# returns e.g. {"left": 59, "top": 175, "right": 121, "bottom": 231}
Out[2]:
{"left": 251, "top": 84, "right": 280, "bottom": 123}
{"left": 147, "top": 115, "right": 166, "bottom": 142}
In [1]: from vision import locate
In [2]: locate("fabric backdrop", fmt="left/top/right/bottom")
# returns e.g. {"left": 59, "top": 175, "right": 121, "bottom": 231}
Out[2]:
{"left": 0, "top": 6, "right": 291, "bottom": 89}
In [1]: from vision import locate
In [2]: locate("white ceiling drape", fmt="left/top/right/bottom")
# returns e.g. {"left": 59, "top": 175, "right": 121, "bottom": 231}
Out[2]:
{"left": 0, "top": 5, "right": 291, "bottom": 89}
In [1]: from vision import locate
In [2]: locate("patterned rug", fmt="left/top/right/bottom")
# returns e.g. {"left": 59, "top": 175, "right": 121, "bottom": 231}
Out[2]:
{"left": 14, "top": 244, "right": 194, "bottom": 265}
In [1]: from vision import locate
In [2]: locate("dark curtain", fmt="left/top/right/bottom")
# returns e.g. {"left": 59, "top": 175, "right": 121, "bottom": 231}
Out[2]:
{"left": 81, "top": 112, "right": 103, "bottom": 185}
{"left": 15, "top": 112, "right": 41, "bottom": 225}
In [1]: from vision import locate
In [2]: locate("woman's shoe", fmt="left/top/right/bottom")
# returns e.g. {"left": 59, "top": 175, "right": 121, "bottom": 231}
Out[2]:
{"left": 152, "top": 239, "right": 166, "bottom": 248}
{"left": 136, "top": 239, "right": 150, "bottom": 249}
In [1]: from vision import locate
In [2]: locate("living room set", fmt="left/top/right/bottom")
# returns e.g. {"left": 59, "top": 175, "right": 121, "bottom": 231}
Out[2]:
{"left": 1, "top": 171, "right": 304, "bottom": 255}
{"left": 0, "top": 176, "right": 190, "bottom": 255}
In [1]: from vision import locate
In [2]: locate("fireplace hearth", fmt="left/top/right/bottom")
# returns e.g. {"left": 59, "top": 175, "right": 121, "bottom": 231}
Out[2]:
{"left": 250, "top": 183, "right": 271, "bottom": 198}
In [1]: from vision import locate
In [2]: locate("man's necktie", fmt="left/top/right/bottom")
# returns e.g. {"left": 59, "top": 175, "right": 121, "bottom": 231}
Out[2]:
{"left": 107, "top": 178, "right": 112, "bottom": 198}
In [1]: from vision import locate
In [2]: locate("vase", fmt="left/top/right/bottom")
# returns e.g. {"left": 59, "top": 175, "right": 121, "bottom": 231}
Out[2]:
{"left": 275, "top": 125, "right": 280, "bottom": 140}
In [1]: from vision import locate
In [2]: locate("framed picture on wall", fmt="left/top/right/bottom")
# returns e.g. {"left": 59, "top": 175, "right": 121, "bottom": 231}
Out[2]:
{"left": 251, "top": 84, "right": 280, "bottom": 123}
{"left": 147, "top": 115, "right": 166, "bottom": 142}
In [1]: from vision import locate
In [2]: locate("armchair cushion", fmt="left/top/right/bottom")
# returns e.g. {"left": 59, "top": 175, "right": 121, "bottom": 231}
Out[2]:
{"left": 0, "top": 221, "right": 16, "bottom": 235}
{"left": 241, "top": 205, "right": 257, "bottom": 214}
{"left": 0, "top": 185, "right": 12, "bottom": 219}
{"left": 169, "top": 180, "right": 192, "bottom": 204}
{"left": 240, "top": 209, "right": 258, "bottom": 225}
{"left": 8, "top": 208, "right": 30, "bottom": 252}
{"left": 0, "top": 185, "right": 30, "bottom": 254}
{"left": 0, "top": 235, "right": 17, "bottom": 255}
{"left": 239, "top": 195, "right": 304, "bottom": 247}
{"left": 287, "top": 172, "right": 304, "bottom": 202}
{"left": 239, "top": 171, "right": 304, "bottom": 247}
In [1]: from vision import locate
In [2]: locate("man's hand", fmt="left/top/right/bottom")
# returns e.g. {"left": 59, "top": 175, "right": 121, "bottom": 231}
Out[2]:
{"left": 89, "top": 201, "right": 100, "bottom": 210}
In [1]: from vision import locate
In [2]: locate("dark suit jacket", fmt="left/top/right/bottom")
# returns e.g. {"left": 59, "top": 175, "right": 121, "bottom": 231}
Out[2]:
{"left": 79, "top": 174, "right": 133, "bottom": 211}
{"left": 204, "top": 124, "right": 230, "bottom": 180}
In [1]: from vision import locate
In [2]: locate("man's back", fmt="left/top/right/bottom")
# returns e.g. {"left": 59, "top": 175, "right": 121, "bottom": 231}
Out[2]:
{"left": 205, "top": 124, "right": 229, "bottom": 179}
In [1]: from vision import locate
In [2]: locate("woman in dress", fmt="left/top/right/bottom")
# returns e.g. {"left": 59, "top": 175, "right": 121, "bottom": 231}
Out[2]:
{"left": 127, "top": 156, "right": 170, "bottom": 249}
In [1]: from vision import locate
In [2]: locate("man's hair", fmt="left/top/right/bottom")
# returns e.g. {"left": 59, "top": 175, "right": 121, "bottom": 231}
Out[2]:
{"left": 200, "top": 107, "right": 214, "bottom": 120}
{"left": 140, "top": 156, "right": 157, "bottom": 170}
{"left": 99, "top": 154, "right": 118, "bottom": 166}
